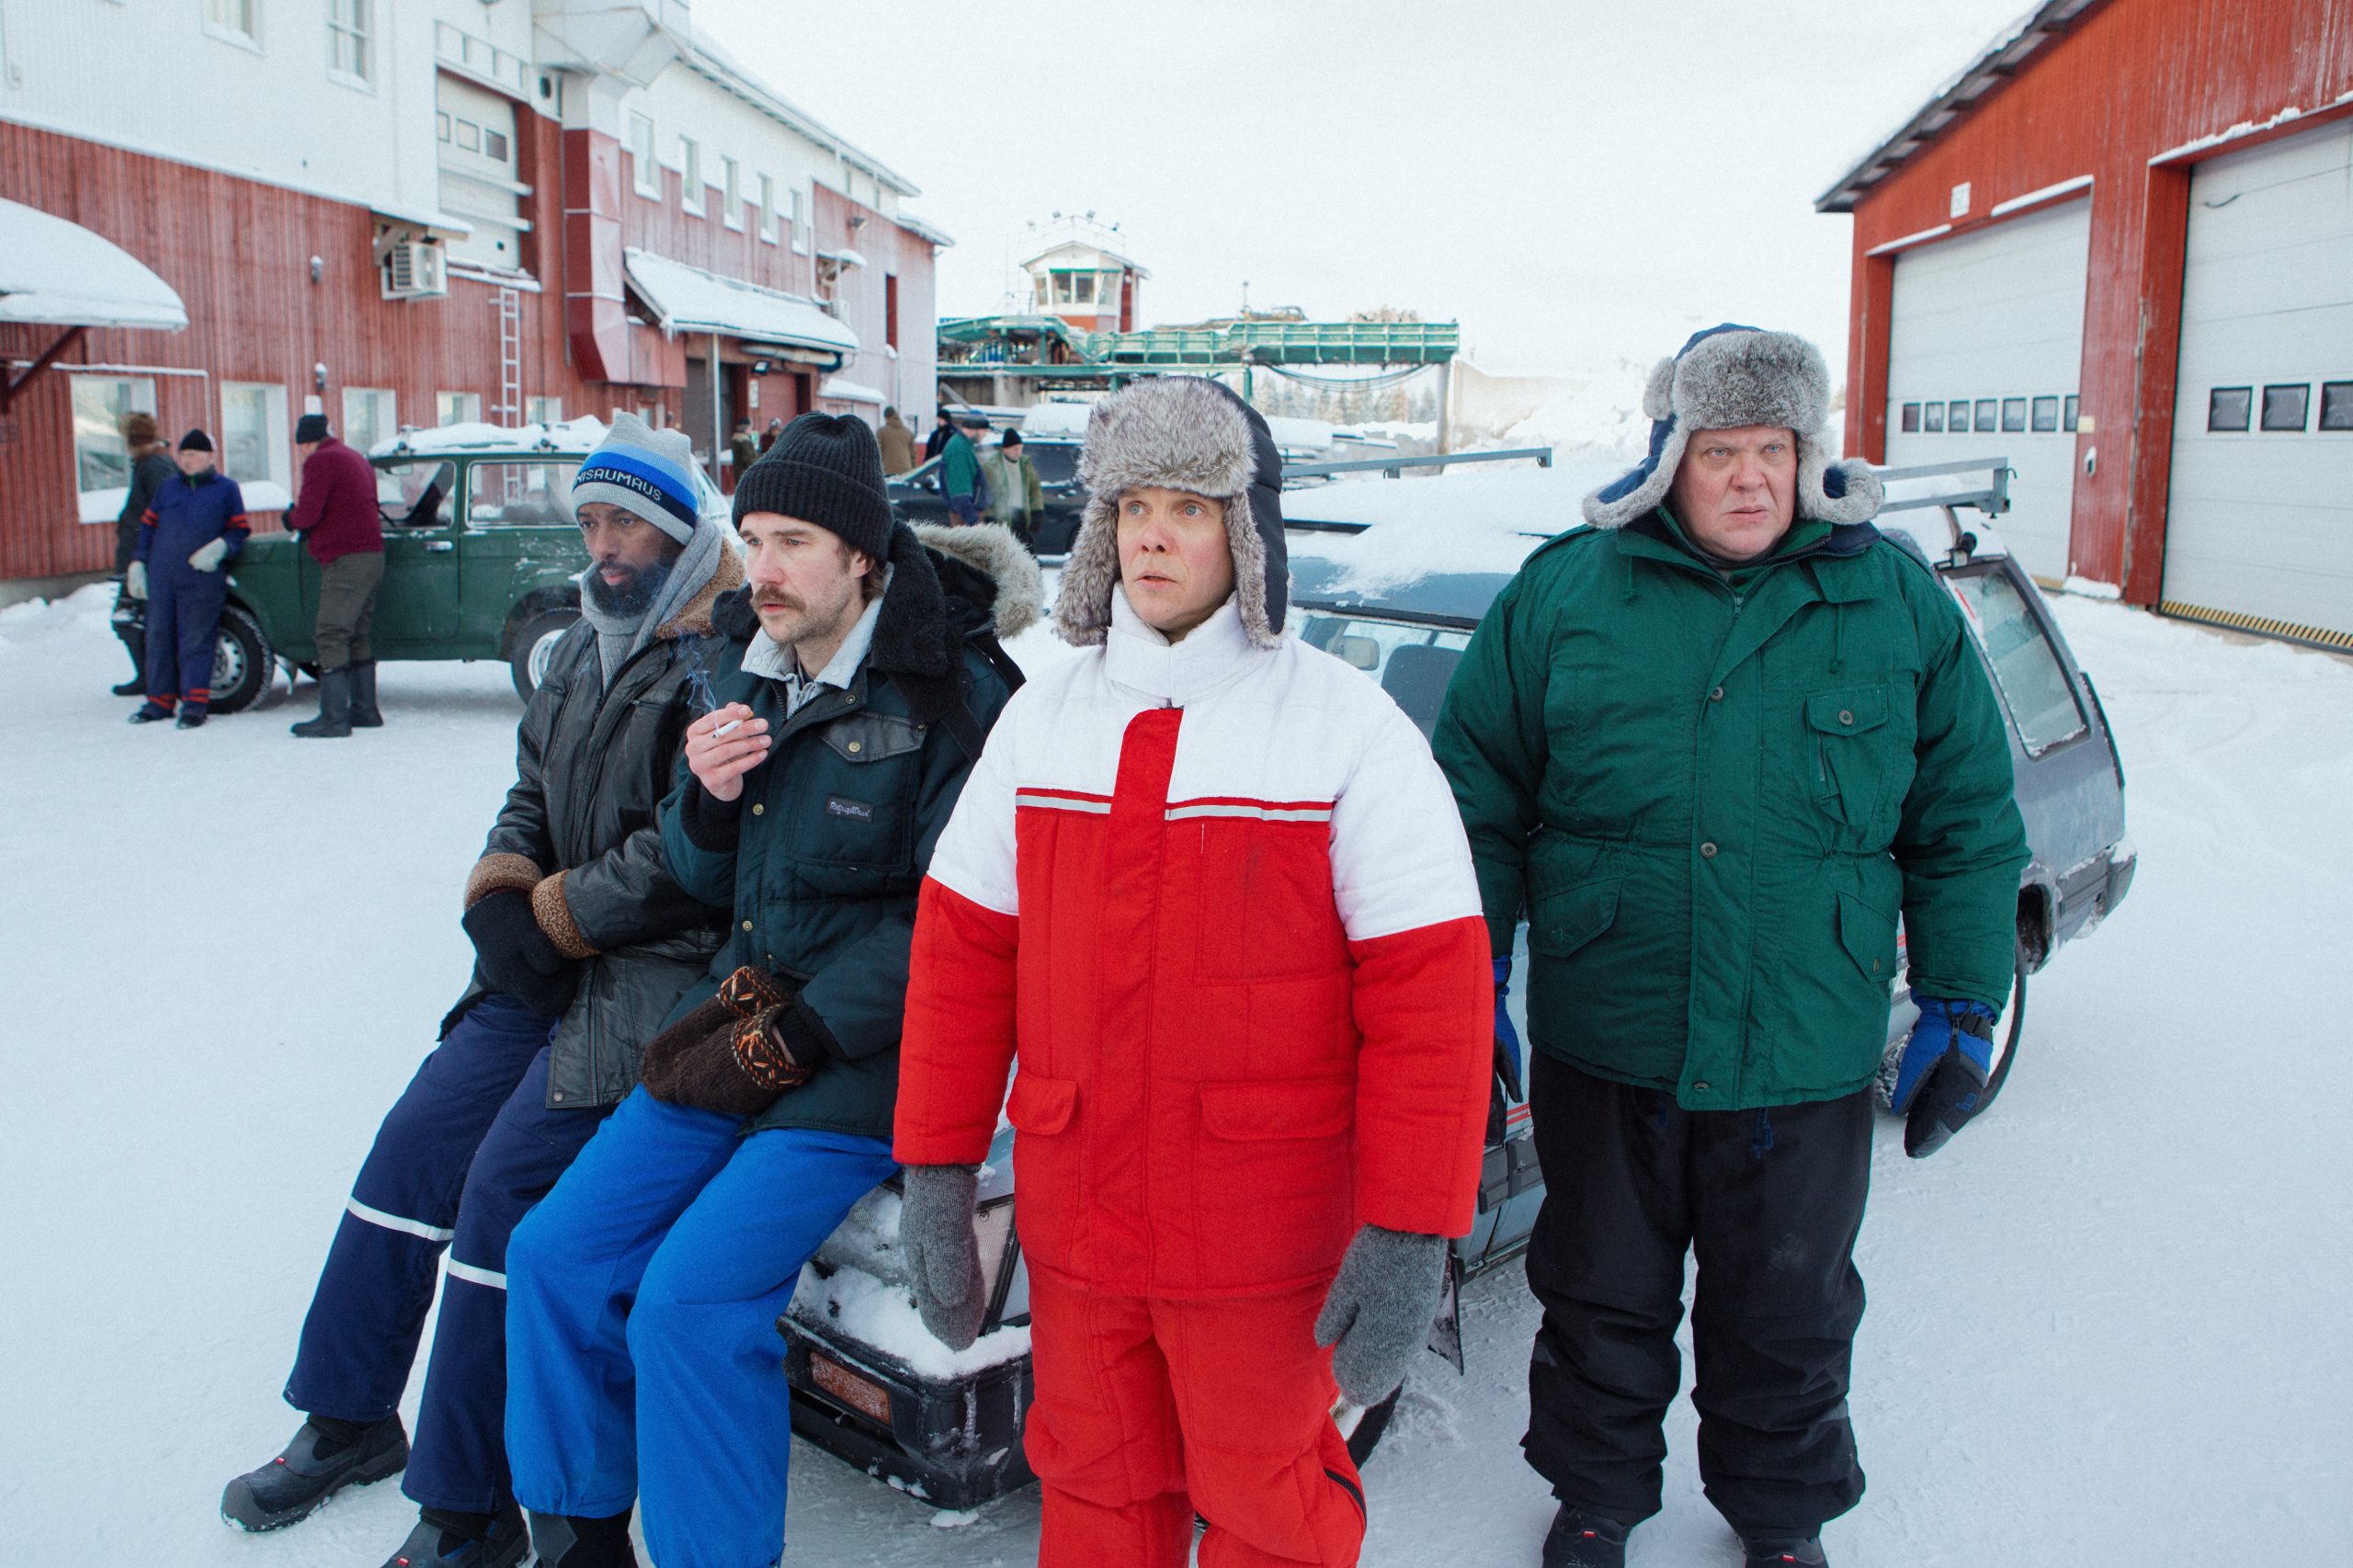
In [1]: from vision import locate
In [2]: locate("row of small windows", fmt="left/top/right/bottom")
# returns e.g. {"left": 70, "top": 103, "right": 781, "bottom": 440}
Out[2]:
{"left": 626, "top": 110, "right": 809, "bottom": 248}
{"left": 1899, "top": 394, "right": 2080, "bottom": 437}
{"left": 2206, "top": 382, "right": 2353, "bottom": 434}
{"left": 203, "top": 0, "right": 372, "bottom": 85}
{"left": 435, "top": 112, "right": 509, "bottom": 165}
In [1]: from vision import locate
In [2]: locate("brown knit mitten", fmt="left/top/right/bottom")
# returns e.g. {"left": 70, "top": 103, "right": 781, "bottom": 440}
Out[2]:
{"left": 638, "top": 968, "right": 815, "bottom": 1117}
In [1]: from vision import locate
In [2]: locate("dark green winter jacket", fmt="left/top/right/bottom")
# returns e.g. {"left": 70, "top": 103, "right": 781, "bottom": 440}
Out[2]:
{"left": 657, "top": 522, "right": 1024, "bottom": 1141}
{"left": 1432, "top": 509, "right": 2029, "bottom": 1111}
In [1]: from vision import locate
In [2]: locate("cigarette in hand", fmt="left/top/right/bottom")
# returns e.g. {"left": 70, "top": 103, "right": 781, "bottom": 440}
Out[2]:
{"left": 712, "top": 717, "right": 744, "bottom": 738}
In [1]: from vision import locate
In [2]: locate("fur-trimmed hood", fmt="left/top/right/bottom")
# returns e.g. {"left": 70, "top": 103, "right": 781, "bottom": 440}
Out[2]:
{"left": 654, "top": 536, "right": 745, "bottom": 642}
{"left": 1584, "top": 324, "right": 1882, "bottom": 529}
{"left": 710, "top": 518, "right": 1041, "bottom": 676}
{"left": 1053, "top": 376, "right": 1289, "bottom": 649}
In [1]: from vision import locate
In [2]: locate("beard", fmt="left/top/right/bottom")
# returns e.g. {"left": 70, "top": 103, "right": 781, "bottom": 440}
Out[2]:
{"left": 585, "top": 552, "right": 676, "bottom": 618}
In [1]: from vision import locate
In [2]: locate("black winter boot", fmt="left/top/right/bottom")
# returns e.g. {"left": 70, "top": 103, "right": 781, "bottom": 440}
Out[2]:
{"left": 111, "top": 612, "right": 146, "bottom": 695}
{"left": 349, "top": 659, "right": 384, "bottom": 727}
{"left": 528, "top": 1507, "right": 641, "bottom": 1568}
{"left": 1743, "top": 1538, "right": 1828, "bottom": 1567}
{"left": 176, "top": 705, "right": 208, "bottom": 729}
{"left": 292, "top": 665, "right": 353, "bottom": 738}
{"left": 377, "top": 1504, "right": 529, "bottom": 1568}
{"left": 129, "top": 700, "right": 174, "bottom": 724}
{"left": 220, "top": 1414, "right": 408, "bottom": 1530}
{"left": 1542, "top": 1505, "right": 1631, "bottom": 1567}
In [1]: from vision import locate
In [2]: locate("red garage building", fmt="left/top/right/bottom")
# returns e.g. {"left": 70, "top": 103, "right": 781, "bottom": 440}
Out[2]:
{"left": 1821, "top": 0, "right": 2353, "bottom": 649}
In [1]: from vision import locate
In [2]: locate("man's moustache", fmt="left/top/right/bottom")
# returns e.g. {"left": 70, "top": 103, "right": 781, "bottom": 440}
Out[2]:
{"left": 751, "top": 591, "right": 801, "bottom": 610}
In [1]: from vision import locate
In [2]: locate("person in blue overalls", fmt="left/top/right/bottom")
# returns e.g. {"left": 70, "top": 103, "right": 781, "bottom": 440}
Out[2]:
{"left": 128, "top": 428, "right": 249, "bottom": 729}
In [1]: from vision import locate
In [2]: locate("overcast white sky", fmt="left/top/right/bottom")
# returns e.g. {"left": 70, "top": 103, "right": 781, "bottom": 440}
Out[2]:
{"left": 690, "top": 0, "right": 2029, "bottom": 380}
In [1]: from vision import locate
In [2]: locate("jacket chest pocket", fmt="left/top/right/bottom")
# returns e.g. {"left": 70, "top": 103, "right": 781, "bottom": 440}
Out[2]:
{"left": 1192, "top": 821, "right": 1347, "bottom": 983}
{"left": 1805, "top": 685, "right": 1904, "bottom": 832}
{"left": 786, "top": 710, "right": 926, "bottom": 874}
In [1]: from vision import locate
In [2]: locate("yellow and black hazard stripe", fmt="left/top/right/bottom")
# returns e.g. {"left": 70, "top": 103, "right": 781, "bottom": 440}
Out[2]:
{"left": 2157, "top": 601, "right": 2353, "bottom": 654}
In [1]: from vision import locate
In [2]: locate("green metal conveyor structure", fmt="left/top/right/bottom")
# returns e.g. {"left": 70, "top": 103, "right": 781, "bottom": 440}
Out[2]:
{"left": 936, "top": 314, "right": 1461, "bottom": 403}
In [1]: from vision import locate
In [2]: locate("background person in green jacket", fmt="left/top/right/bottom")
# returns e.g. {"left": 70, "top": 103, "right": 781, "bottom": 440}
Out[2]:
{"left": 940, "top": 412, "right": 986, "bottom": 524}
{"left": 1433, "top": 325, "right": 2029, "bottom": 1568}
{"left": 979, "top": 426, "right": 1045, "bottom": 544}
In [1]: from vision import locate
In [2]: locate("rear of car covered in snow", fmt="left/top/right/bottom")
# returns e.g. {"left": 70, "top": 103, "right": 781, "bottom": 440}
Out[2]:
{"left": 768, "top": 454, "right": 2134, "bottom": 1510}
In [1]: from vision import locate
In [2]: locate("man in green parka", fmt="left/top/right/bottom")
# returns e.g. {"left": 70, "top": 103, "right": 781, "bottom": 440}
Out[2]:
{"left": 1433, "top": 324, "right": 2029, "bottom": 1568}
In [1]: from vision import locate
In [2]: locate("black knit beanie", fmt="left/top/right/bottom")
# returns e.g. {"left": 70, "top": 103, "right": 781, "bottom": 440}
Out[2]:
{"left": 733, "top": 412, "right": 892, "bottom": 561}
{"left": 178, "top": 428, "right": 214, "bottom": 454}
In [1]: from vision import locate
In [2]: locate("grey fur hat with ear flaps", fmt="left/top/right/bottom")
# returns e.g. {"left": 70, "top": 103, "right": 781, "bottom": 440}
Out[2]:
{"left": 1053, "top": 376, "right": 1288, "bottom": 649}
{"left": 1583, "top": 324, "right": 1883, "bottom": 529}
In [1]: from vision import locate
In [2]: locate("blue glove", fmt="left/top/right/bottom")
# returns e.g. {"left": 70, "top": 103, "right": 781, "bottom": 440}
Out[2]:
{"left": 1893, "top": 995, "right": 1997, "bottom": 1158}
{"left": 1493, "top": 957, "right": 1523, "bottom": 1101}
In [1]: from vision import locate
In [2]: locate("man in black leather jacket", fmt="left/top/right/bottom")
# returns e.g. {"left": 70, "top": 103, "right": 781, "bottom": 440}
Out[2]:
{"left": 218, "top": 415, "right": 740, "bottom": 1568}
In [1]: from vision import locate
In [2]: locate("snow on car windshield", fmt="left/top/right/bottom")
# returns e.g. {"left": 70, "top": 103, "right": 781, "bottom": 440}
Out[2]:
{"left": 1282, "top": 460, "right": 1621, "bottom": 599}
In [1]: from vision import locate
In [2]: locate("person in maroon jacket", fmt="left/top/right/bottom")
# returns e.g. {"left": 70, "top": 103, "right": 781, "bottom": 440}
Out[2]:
{"left": 286, "top": 412, "right": 388, "bottom": 737}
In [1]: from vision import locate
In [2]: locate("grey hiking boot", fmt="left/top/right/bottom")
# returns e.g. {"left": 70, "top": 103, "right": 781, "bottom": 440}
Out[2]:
{"left": 1542, "top": 1504, "right": 1631, "bottom": 1567}
{"left": 379, "top": 1504, "right": 529, "bottom": 1568}
{"left": 221, "top": 1415, "right": 408, "bottom": 1530}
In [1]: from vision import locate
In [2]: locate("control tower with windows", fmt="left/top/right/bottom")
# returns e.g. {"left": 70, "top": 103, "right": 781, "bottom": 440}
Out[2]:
{"left": 1017, "top": 214, "right": 1147, "bottom": 334}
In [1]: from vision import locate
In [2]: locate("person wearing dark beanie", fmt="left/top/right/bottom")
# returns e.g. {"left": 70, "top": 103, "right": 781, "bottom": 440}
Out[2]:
{"left": 729, "top": 411, "right": 894, "bottom": 562}
{"left": 503, "top": 407, "right": 1040, "bottom": 1568}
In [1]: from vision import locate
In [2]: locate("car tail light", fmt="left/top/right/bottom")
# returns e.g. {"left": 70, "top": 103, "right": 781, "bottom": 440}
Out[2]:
{"left": 810, "top": 1352, "right": 892, "bottom": 1426}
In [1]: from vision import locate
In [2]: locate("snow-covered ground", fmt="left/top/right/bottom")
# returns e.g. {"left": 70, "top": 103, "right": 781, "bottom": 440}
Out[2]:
{"left": 3, "top": 583, "right": 2347, "bottom": 1566}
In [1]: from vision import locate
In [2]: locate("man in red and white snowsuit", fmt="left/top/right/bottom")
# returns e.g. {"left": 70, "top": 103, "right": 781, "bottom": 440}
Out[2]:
{"left": 892, "top": 376, "right": 1494, "bottom": 1567}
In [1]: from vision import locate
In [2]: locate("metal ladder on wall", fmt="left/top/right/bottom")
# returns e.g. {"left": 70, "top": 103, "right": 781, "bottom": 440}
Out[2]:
{"left": 494, "top": 286, "right": 522, "bottom": 426}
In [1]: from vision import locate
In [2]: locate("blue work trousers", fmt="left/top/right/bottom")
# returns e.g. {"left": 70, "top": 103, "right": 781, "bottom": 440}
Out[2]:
{"left": 142, "top": 560, "right": 226, "bottom": 710}
{"left": 283, "top": 994, "right": 608, "bottom": 1514}
{"left": 504, "top": 1088, "right": 896, "bottom": 1568}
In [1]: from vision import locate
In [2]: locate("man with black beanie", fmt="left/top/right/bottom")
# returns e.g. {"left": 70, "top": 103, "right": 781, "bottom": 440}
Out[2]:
{"left": 502, "top": 412, "right": 1039, "bottom": 1568}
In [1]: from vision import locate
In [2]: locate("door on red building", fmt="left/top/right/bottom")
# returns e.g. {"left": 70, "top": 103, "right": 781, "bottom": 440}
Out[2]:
{"left": 722, "top": 362, "right": 751, "bottom": 492}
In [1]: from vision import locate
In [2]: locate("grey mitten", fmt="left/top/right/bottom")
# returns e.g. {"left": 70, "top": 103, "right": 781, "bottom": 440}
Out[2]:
{"left": 899, "top": 1163, "right": 985, "bottom": 1352}
{"left": 1313, "top": 1223, "right": 1449, "bottom": 1406}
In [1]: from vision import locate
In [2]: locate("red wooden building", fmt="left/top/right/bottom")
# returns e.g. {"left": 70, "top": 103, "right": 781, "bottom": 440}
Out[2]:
{"left": 1820, "top": 0, "right": 2353, "bottom": 650}
{"left": 0, "top": 0, "right": 948, "bottom": 597}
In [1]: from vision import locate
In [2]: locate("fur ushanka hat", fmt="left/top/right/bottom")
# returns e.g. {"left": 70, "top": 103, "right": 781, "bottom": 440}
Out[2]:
{"left": 1583, "top": 324, "right": 1883, "bottom": 529}
{"left": 1053, "top": 376, "right": 1288, "bottom": 649}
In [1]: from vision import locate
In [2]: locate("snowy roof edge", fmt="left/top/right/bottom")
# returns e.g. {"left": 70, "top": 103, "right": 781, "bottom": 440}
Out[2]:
{"left": 671, "top": 33, "right": 919, "bottom": 199}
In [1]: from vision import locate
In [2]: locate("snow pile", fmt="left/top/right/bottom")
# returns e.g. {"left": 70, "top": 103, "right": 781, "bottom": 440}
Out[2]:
{"left": 77, "top": 483, "right": 128, "bottom": 524}
{"left": 1489, "top": 362, "right": 1654, "bottom": 466}
{"left": 786, "top": 1264, "right": 1032, "bottom": 1381}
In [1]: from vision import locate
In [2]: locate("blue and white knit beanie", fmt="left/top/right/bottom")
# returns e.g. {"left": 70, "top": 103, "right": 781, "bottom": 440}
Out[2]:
{"left": 572, "top": 412, "right": 702, "bottom": 543}
{"left": 1583, "top": 324, "right": 1882, "bottom": 529}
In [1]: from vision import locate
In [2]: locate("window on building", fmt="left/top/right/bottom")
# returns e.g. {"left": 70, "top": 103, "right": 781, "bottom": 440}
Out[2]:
{"left": 221, "top": 382, "right": 290, "bottom": 495}
{"left": 341, "top": 388, "right": 396, "bottom": 454}
{"left": 2001, "top": 397, "right": 2028, "bottom": 434}
{"left": 630, "top": 112, "right": 659, "bottom": 198}
{"left": 721, "top": 156, "right": 742, "bottom": 229}
{"left": 1947, "top": 566, "right": 2086, "bottom": 756}
{"left": 1923, "top": 401, "right": 1945, "bottom": 433}
{"left": 2321, "top": 381, "right": 2353, "bottom": 432}
{"left": 2260, "top": 383, "right": 2310, "bottom": 432}
{"left": 467, "top": 461, "right": 583, "bottom": 526}
{"left": 2031, "top": 394, "right": 2059, "bottom": 433}
{"left": 525, "top": 395, "right": 563, "bottom": 428}
{"left": 885, "top": 273, "right": 900, "bottom": 350}
{"left": 757, "top": 175, "right": 778, "bottom": 243}
{"left": 2063, "top": 393, "right": 2080, "bottom": 432}
{"left": 326, "top": 0, "right": 369, "bottom": 84}
{"left": 1899, "top": 403, "right": 1920, "bottom": 434}
{"left": 680, "top": 137, "right": 703, "bottom": 214}
{"left": 205, "top": 0, "right": 258, "bottom": 47}
{"left": 437, "top": 391, "right": 483, "bottom": 426}
{"left": 1072, "top": 273, "right": 1096, "bottom": 306}
{"left": 1948, "top": 400, "right": 1970, "bottom": 433}
{"left": 2206, "top": 386, "right": 2252, "bottom": 433}
{"left": 70, "top": 375, "right": 158, "bottom": 517}
{"left": 790, "top": 187, "right": 808, "bottom": 252}
{"left": 437, "top": 73, "right": 527, "bottom": 271}
{"left": 1972, "top": 399, "right": 1998, "bottom": 435}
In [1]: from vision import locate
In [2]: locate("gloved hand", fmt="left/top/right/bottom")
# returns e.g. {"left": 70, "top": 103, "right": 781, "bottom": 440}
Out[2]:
{"left": 188, "top": 538, "right": 228, "bottom": 573}
{"left": 899, "top": 1164, "right": 985, "bottom": 1351}
{"left": 460, "top": 890, "right": 578, "bottom": 1018}
{"left": 1493, "top": 956, "right": 1524, "bottom": 1101}
{"left": 638, "top": 967, "right": 815, "bottom": 1118}
{"left": 125, "top": 561, "right": 147, "bottom": 599}
{"left": 1892, "top": 994, "right": 1999, "bottom": 1159}
{"left": 1313, "top": 1223, "right": 1449, "bottom": 1406}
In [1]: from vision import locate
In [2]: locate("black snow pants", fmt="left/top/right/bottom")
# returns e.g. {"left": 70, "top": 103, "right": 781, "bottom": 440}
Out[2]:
{"left": 1521, "top": 1053, "right": 1871, "bottom": 1539}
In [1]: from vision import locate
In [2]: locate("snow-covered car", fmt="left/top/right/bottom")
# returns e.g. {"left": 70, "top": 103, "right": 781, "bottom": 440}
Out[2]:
{"left": 770, "top": 456, "right": 2135, "bottom": 1510}
{"left": 199, "top": 418, "right": 728, "bottom": 710}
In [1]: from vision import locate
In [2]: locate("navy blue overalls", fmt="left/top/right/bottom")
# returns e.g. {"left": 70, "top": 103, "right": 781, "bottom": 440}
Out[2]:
{"left": 134, "top": 470, "right": 248, "bottom": 714}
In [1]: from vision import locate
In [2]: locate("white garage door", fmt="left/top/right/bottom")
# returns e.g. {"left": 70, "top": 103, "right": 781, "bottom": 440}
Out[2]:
{"left": 2160, "top": 120, "right": 2353, "bottom": 650}
{"left": 1882, "top": 199, "right": 2091, "bottom": 586}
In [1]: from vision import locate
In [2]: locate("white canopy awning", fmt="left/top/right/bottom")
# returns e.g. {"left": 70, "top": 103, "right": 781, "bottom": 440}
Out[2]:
{"left": 623, "top": 248, "right": 858, "bottom": 357}
{"left": 0, "top": 199, "right": 187, "bottom": 331}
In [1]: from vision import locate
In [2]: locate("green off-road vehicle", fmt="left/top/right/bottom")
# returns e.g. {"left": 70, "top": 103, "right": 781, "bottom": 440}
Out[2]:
{"left": 197, "top": 419, "right": 729, "bottom": 711}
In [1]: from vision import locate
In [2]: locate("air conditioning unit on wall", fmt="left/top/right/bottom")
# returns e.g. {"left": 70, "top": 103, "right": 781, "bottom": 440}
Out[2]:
{"left": 381, "top": 240, "right": 449, "bottom": 301}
